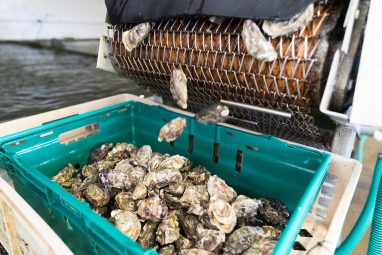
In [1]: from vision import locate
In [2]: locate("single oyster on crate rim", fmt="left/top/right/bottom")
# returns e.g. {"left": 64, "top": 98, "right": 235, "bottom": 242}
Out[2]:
{"left": 84, "top": 183, "right": 110, "bottom": 207}
{"left": 196, "top": 226, "right": 225, "bottom": 252}
{"left": 223, "top": 226, "right": 265, "bottom": 255}
{"left": 232, "top": 195, "right": 261, "bottom": 220}
{"left": 52, "top": 163, "right": 77, "bottom": 184}
{"left": 159, "top": 244, "right": 176, "bottom": 255}
{"left": 137, "top": 195, "right": 169, "bottom": 222}
{"left": 194, "top": 104, "right": 230, "bottom": 124}
{"left": 207, "top": 175, "right": 237, "bottom": 202}
{"left": 110, "top": 210, "right": 141, "bottom": 241}
{"left": 170, "top": 68, "right": 188, "bottom": 109}
{"left": 241, "top": 19, "right": 277, "bottom": 62}
{"left": 89, "top": 143, "right": 113, "bottom": 163}
{"left": 132, "top": 182, "right": 148, "bottom": 200}
{"left": 207, "top": 197, "right": 237, "bottom": 233}
{"left": 262, "top": 3, "right": 314, "bottom": 37}
{"left": 156, "top": 211, "right": 181, "bottom": 245}
{"left": 115, "top": 192, "right": 136, "bottom": 211}
{"left": 144, "top": 168, "right": 183, "bottom": 190}
{"left": 122, "top": 22, "right": 151, "bottom": 52}
{"left": 180, "top": 185, "right": 209, "bottom": 207}
{"left": 158, "top": 118, "right": 187, "bottom": 142}
{"left": 241, "top": 237, "right": 277, "bottom": 255}
{"left": 138, "top": 221, "right": 159, "bottom": 249}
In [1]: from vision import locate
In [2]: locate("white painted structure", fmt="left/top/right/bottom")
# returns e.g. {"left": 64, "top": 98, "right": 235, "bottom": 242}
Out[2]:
{"left": 0, "top": 0, "right": 107, "bottom": 41}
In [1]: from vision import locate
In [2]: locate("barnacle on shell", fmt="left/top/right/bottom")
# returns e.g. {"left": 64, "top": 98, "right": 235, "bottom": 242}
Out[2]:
{"left": 158, "top": 118, "right": 187, "bottom": 143}
{"left": 110, "top": 210, "right": 141, "bottom": 241}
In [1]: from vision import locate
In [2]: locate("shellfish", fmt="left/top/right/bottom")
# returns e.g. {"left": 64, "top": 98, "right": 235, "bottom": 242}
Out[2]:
{"left": 207, "top": 175, "right": 237, "bottom": 202}
{"left": 115, "top": 192, "right": 136, "bottom": 211}
{"left": 170, "top": 69, "right": 188, "bottom": 109}
{"left": 158, "top": 118, "right": 187, "bottom": 143}
{"left": 156, "top": 211, "right": 180, "bottom": 245}
{"left": 207, "top": 197, "right": 237, "bottom": 233}
{"left": 137, "top": 195, "right": 169, "bottom": 222}
{"left": 89, "top": 143, "right": 113, "bottom": 163}
{"left": 110, "top": 210, "right": 141, "bottom": 241}
{"left": 223, "top": 226, "right": 264, "bottom": 254}
{"left": 122, "top": 22, "right": 151, "bottom": 52}
{"left": 52, "top": 164, "right": 76, "bottom": 184}
{"left": 84, "top": 183, "right": 110, "bottom": 207}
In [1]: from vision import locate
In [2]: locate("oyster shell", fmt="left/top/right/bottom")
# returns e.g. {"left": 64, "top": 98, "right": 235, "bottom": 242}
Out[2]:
{"left": 132, "top": 182, "right": 148, "bottom": 200}
{"left": 115, "top": 192, "right": 136, "bottom": 211}
{"left": 144, "top": 168, "right": 182, "bottom": 190}
{"left": 175, "top": 235, "right": 194, "bottom": 251}
{"left": 114, "top": 159, "right": 134, "bottom": 173}
{"left": 81, "top": 174, "right": 99, "bottom": 191}
{"left": 241, "top": 237, "right": 277, "bottom": 255}
{"left": 164, "top": 181, "right": 186, "bottom": 196}
{"left": 148, "top": 153, "right": 169, "bottom": 172}
{"left": 92, "top": 160, "right": 116, "bottom": 172}
{"left": 138, "top": 221, "right": 159, "bottom": 249}
{"left": 99, "top": 170, "right": 130, "bottom": 190}
{"left": 196, "top": 226, "right": 225, "bottom": 252}
{"left": 122, "top": 22, "right": 151, "bottom": 52}
{"left": 61, "top": 178, "right": 77, "bottom": 189}
{"left": 84, "top": 184, "right": 110, "bottom": 207}
{"left": 232, "top": 195, "right": 261, "bottom": 220}
{"left": 93, "top": 205, "right": 108, "bottom": 216}
{"left": 52, "top": 164, "right": 76, "bottom": 184}
{"left": 107, "top": 143, "right": 135, "bottom": 161}
{"left": 194, "top": 104, "right": 230, "bottom": 124}
{"left": 207, "top": 197, "right": 236, "bottom": 233}
{"left": 137, "top": 195, "right": 168, "bottom": 222}
{"left": 158, "top": 155, "right": 190, "bottom": 172}
{"left": 262, "top": 4, "right": 314, "bottom": 38}
{"left": 156, "top": 211, "right": 180, "bottom": 245}
{"left": 158, "top": 118, "right": 187, "bottom": 143}
{"left": 180, "top": 185, "right": 209, "bottom": 207}
{"left": 207, "top": 175, "right": 237, "bottom": 202}
{"left": 133, "top": 145, "right": 152, "bottom": 167}
{"left": 89, "top": 143, "right": 113, "bottom": 163}
{"left": 185, "top": 166, "right": 210, "bottom": 185}
{"left": 262, "top": 226, "right": 281, "bottom": 239}
{"left": 159, "top": 244, "right": 176, "bottom": 255}
{"left": 170, "top": 69, "right": 188, "bottom": 109}
{"left": 110, "top": 210, "right": 141, "bottom": 241}
{"left": 187, "top": 201, "right": 207, "bottom": 216}
{"left": 81, "top": 164, "right": 98, "bottom": 178}
{"left": 223, "top": 226, "right": 264, "bottom": 255}
{"left": 162, "top": 192, "right": 184, "bottom": 210}
{"left": 258, "top": 198, "right": 288, "bottom": 226}
{"left": 241, "top": 19, "right": 277, "bottom": 62}
{"left": 179, "top": 213, "right": 201, "bottom": 240}
{"left": 127, "top": 166, "right": 146, "bottom": 187}
{"left": 180, "top": 249, "right": 213, "bottom": 255}
{"left": 69, "top": 177, "right": 84, "bottom": 200}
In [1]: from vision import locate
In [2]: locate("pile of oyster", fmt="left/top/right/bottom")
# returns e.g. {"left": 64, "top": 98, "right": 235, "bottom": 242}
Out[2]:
{"left": 53, "top": 143, "right": 289, "bottom": 255}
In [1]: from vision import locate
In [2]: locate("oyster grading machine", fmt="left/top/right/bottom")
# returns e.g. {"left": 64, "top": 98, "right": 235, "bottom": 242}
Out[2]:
{"left": 0, "top": 0, "right": 382, "bottom": 254}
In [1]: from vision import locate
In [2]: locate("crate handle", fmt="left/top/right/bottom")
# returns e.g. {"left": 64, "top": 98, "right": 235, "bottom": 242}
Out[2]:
{"left": 58, "top": 123, "right": 100, "bottom": 145}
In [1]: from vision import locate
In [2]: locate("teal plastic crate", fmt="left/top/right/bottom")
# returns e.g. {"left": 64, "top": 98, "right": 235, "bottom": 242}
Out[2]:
{"left": 0, "top": 101, "right": 330, "bottom": 255}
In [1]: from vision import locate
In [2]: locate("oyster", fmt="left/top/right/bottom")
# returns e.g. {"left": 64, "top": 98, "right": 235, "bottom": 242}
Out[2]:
{"left": 179, "top": 213, "right": 201, "bottom": 240}
{"left": 180, "top": 249, "right": 213, "bottom": 255}
{"left": 156, "top": 211, "right": 180, "bottom": 245}
{"left": 262, "top": 226, "right": 281, "bottom": 239}
{"left": 89, "top": 143, "right": 113, "bottom": 163}
{"left": 175, "top": 235, "right": 194, "bottom": 251}
{"left": 158, "top": 155, "right": 190, "bottom": 172}
{"left": 81, "top": 174, "right": 99, "bottom": 191}
{"left": 132, "top": 182, "right": 148, "bottom": 200}
{"left": 127, "top": 166, "right": 146, "bottom": 188}
{"left": 170, "top": 69, "right": 188, "bottom": 109}
{"left": 148, "top": 153, "right": 169, "bottom": 172}
{"left": 187, "top": 201, "right": 207, "bottom": 216}
{"left": 241, "top": 19, "right": 277, "bottom": 62}
{"left": 110, "top": 210, "right": 141, "bottom": 241}
{"left": 194, "top": 104, "right": 230, "bottom": 124}
{"left": 207, "top": 175, "right": 237, "bottom": 202}
{"left": 81, "top": 164, "right": 98, "bottom": 178}
{"left": 232, "top": 195, "right": 261, "bottom": 220}
{"left": 262, "top": 4, "right": 314, "bottom": 38}
{"left": 164, "top": 181, "right": 186, "bottom": 196}
{"left": 133, "top": 145, "right": 152, "bottom": 167}
{"left": 69, "top": 177, "right": 84, "bottom": 200}
{"left": 138, "top": 222, "right": 159, "bottom": 249}
{"left": 114, "top": 159, "right": 134, "bottom": 173}
{"left": 159, "top": 244, "right": 176, "bottom": 255}
{"left": 180, "top": 185, "right": 209, "bottom": 206}
{"left": 99, "top": 170, "right": 130, "bottom": 190}
{"left": 52, "top": 164, "right": 76, "bottom": 184}
{"left": 115, "top": 192, "right": 136, "bottom": 211}
{"left": 185, "top": 166, "right": 210, "bottom": 185}
{"left": 196, "top": 226, "right": 225, "bottom": 252}
{"left": 223, "top": 226, "right": 264, "bottom": 255}
{"left": 107, "top": 143, "right": 135, "bottom": 161}
{"left": 162, "top": 192, "right": 184, "bottom": 210}
{"left": 92, "top": 160, "right": 116, "bottom": 172}
{"left": 122, "top": 22, "right": 151, "bottom": 52}
{"left": 61, "top": 178, "right": 77, "bottom": 188}
{"left": 144, "top": 168, "right": 182, "bottom": 190}
{"left": 158, "top": 118, "right": 187, "bottom": 143}
{"left": 207, "top": 197, "right": 236, "bottom": 233}
{"left": 258, "top": 198, "right": 288, "bottom": 226}
{"left": 137, "top": 195, "right": 168, "bottom": 222}
{"left": 241, "top": 237, "right": 277, "bottom": 255}
{"left": 84, "top": 184, "right": 110, "bottom": 207}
